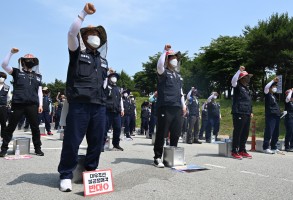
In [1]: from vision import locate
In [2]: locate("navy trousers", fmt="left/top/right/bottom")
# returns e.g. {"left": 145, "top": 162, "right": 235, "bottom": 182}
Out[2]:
{"left": 285, "top": 117, "right": 293, "bottom": 149}
{"left": 263, "top": 114, "right": 280, "bottom": 150}
{"left": 105, "top": 111, "right": 121, "bottom": 147}
{"left": 206, "top": 116, "right": 220, "bottom": 141}
{"left": 58, "top": 103, "right": 106, "bottom": 179}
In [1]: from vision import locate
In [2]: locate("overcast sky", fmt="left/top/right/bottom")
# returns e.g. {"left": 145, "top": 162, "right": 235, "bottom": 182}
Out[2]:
{"left": 1, "top": 0, "right": 293, "bottom": 86}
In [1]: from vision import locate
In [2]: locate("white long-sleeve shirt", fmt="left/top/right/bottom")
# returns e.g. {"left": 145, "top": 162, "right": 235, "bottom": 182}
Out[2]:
{"left": 264, "top": 80, "right": 274, "bottom": 94}
{"left": 68, "top": 10, "right": 87, "bottom": 51}
{"left": 231, "top": 70, "right": 241, "bottom": 88}
{"left": 286, "top": 90, "right": 292, "bottom": 103}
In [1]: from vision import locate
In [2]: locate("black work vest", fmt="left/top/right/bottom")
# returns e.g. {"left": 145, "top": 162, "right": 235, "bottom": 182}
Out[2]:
{"left": 43, "top": 96, "right": 51, "bottom": 112}
{"left": 105, "top": 85, "right": 121, "bottom": 113}
{"left": 123, "top": 98, "right": 131, "bottom": 115}
{"left": 66, "top": 48, "right": 108, "bottom": 105}
{"left": 151, "top": 101, "right": 157, "bottom": 116}
{"left": 130, "top": 102, "right": 136, "bottom": 116}
{"left": 232, "top": 83, "right": 252, "bottom": 115}
{"left": 0, "top": 84, "right": 9, "bottom": 105}
{"left": 141, "top": 106, "right": 150, "bottom": 118}
{"left": 207, "top": 101, "right": 220, "bottom": 118}
{"left": 157, "top": 69, "right": 182, "bottom": 108}
{"left": 201, "top": 104, "right": 208, "bottom": 120}
{"left": 265, "top": 93, "right": 281, "bottom": 116}
{"left": 285, "top": 101, "right": 293, "bottom": 118}
{"left": 57, "top": 100, "right": 63, "bottom": 112}
{"left": 12, "top": 68, "right": 41, "bottom": 105}
{"left": 188, "top": 96, "right": 200, "bottom": 117}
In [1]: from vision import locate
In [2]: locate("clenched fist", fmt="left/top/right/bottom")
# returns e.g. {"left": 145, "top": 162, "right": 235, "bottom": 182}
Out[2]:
{"left": 84, "top": 3, "right": 96, "bottom": 15}
{"left": 239, "top": 66, "right": 245, "bottom": 72}
{"left": 164, "top": 44, "right": 171, "bottom": 51}
{"left": 11, "top": 48, "right": 19, "bottom": 54}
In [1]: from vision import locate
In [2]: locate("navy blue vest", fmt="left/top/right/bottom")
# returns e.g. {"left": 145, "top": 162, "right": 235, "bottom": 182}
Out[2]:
{"left": 157, "top": 69, "right": 182, "bottom": 108}
{"left": 188, "top": 96, "right": 200, "bottom": 117}
{"left": 265, "top": 93, "right": 281, "bottom": 116}
{"left": 66, "top": 48, "right": 108, "bottom": 105}
{"left": 43, "top": 96, "right": 51, "bottom": 112}
{"left": 105, "top": 84, "right": 121, "bottom": 113}
{"left": 285, "top": 101, "right": 293, "bottom": 118}
{"left": 12, "top": 68, "right": 41, "bottom": 105}
{"left": 0, "top": 84, "right": 9, "bottom": 105}
{"left": 232, "top": 83, "right": 252, "bottom": 115}
{"left": 207, "top": 101, "right": 220, "bottom": 118}
{"left": 123, "top": 98, "right": 131, "bottom": 115}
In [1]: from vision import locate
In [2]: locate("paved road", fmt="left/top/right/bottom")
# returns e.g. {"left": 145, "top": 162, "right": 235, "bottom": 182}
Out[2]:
{"left": 0, "top": 128, "right": 293, "bottom": 200}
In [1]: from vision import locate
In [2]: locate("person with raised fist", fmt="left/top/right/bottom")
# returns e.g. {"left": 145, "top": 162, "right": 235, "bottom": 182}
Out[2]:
{"left": 206, "top": 91, "right": 221, "bottom": 143}
{"left": 262, "top": 77, "right": 281, "bottom": 154}
{"left": 0, "top": 48, "right": 44, "bottom": 157}
{"left": 57, "top": 2, "right": 109, "bottom": 192}
{"left": 153, "top": 44, "right": 186, "bottom": 168}
{"left": 284, "top": 88, "right": 293, "bottom": 152}
{"left": 231, "top": 66, "right": 253, "bottom": 159}
{"left": 0, "top": 71, "right": 10, "bottom": 139}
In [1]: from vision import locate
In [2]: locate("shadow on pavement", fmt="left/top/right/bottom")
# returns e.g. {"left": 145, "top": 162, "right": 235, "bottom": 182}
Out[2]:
{"left": 194, "top": 153, "right": 221, "bottom": 158}
{"left": 132, "top": 143, "right": 153, "bottom": 146}
{"left": 7, "top": 173, "right": 59, "bottom": 188}
{"left": 111, "top": 158, "right": 153, "bottom": 165}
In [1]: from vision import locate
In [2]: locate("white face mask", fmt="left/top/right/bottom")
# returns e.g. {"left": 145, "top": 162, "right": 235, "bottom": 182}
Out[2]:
{"left": 169, "top": 59, "right": 178, "bottom": 67}
{"left": 272, "top": 88, "right": 278, "bottom": 93}
{"left": 124, "top": 93, "right": 128, "bottom": 97}
{"left": 213, "top": 96, "right": 218, "bottom": 99}
{"left": 87, "top": 35, "right": 101, "bottom": 48}
{"left": 110, "top": 77, "right": 117, "bottom": 83}
{"left": 0, "top": 78, "right": 5, "bottom": 83}
{"left": 131, "top": 98, "right": 134, "bottom": 101}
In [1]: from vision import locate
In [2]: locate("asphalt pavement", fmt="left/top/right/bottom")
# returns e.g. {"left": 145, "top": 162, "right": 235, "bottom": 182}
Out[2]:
{"left": 0, "top": 127, "right": 293, "bottom": 200}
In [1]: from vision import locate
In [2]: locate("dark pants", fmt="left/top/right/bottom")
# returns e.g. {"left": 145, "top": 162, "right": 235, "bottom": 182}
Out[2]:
{"left": 54, "top": 111, "right": 61, "bottom": 129}
{"left": 187, "top": 115, "right": 199, "bottom": 142}
{"left": 232, "top": 114, "right": 250, "bottom": 151}
{"left": 181, "top": 116, "right": 188, "bottom": 135}
{"left": 58, "top": 103, "right": 106, "bottom": 179}
{"left": 154, "top": 106, "right": 182, "bottom": 159}
{"left": 149, "top": 115, "right": 157, "bottom": 135}
{"left": 285, "top": 117, "right": 293, "bottom": 149}
{"left": 0, "top": 106, "right": 8, "bottom": 137}
{"left": 140, "top": 117, "right": 149, "bottom": 134}
{"left": 206, "top": 116, "right": 220, "bottom": 141}
{"left": 263, "top": 114, "right": 280, "bottom": 150}
{"left": 199, "top": 119, "right": 208, "bottom": 138}
{"left": 129, "top": 114, "right": 136, "bottom": 134}
{"left": 123, "top": 115, "right": 131, "bottom": 137}
{"left": 105, "top": 112, "right": 121, "bottom": 147}
{"left": 40, "top": 111, "right": 51, "bottom": 132}
{"left": 1, "top": 104, "right": 42, "bottom": 151}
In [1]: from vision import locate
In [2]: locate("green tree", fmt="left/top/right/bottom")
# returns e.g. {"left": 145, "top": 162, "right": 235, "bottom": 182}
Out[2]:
{"left": 117, "top": 70, "right": 135, "bottom": 91}
{"left": 43, "top": 79, "right": 66, "bottom": 102}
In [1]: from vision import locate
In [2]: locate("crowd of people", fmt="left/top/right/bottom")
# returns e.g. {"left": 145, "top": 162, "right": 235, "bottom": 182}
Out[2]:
{"left": 0, "top": 2, "right": 293, "bottom": 193}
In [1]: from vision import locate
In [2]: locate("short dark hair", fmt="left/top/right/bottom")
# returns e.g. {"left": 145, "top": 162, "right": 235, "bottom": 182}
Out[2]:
{"left": 0, "top": 71, "right": 7, "bottom": 79}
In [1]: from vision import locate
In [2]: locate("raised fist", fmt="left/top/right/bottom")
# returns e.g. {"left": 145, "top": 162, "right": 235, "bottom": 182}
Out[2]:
{"left": 239, "top": 66, "right": 245, "bottom": 72}
{"left": 84, "top": 3, "right": 96, "bottom": 15}
{"left": 11, "top": 48, "right": 19, "bottom": 54}
{"left": 164, "top": 44, "right": 171, "bottom": 51}
{"left": 213, "top": 92, "right": 219, "bottom": 96}
{"left": 274, "top": 77, "right": 279, "bottom": 82}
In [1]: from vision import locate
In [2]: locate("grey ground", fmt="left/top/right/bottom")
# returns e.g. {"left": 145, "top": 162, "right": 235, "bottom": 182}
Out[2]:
{"left": 0, "top": 127, "right": 293, "bottom": 200}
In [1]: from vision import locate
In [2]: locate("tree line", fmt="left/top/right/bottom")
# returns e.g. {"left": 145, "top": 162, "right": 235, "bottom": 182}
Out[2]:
{"left": 45, "top": 13, "right": 293, "bottom": 101}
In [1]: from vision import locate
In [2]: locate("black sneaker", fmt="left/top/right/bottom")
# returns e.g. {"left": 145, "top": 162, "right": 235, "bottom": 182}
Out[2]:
{"left": 0, "top": 150, "right": 7, "bottom": 157}
{"left": 199, "top": 136, "right": 205, "bottom": 140}
{"left": 193, "top": 139, "right": 202, "bottom": 144}
{"left": 113, "top": 145, "right": 124, "bottom": 151}
{"left": 35, "top": 149, "right": 44, "bottom": 156}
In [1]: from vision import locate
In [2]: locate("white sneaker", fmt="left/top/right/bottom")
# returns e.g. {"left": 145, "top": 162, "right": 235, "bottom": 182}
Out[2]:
{"left": 263, "top": 149, "right": 273, "bottom": 154}
{"left": 272, "top": 149, "right": 283, "bottom": 154}
{"left": 60, "top": 179, "right": 72, "bottom": 192}
{"left": 154, "top": 158, "right": 165, "bottom": 168}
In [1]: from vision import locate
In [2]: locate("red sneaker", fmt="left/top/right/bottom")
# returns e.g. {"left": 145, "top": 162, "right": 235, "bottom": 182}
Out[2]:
{"left": 239, "top": 150, "right": 252, "bottom": 159}
{"left": 47, "top": 132, "right": 53, "bottom": 135}
{"left": 231, "top": 152, "right": 242, "bottom": 160}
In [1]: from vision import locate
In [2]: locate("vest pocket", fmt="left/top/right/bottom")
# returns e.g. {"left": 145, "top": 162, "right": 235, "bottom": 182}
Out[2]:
{"left": 78, "top": 58, "right": 94, "bottom": 77}
{"left": 237, "top": 102, "right": 250, "bottom": 112}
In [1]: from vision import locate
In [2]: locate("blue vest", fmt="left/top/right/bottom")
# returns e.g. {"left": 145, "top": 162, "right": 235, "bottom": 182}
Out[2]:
{"left": 232, "top": 83, "right": 252, "bottom": 115}
{"left": 0, "top": 84, "right": 9, "bottom": 105}
{"left": 66, "top": 48, "right": 108, "bottom": 104}
{"left": 105, "top": 84, "right": 121, "bottom": 113}
{"left": 265, "top": 93, "right": 281, "bottom": 116}
{"left": 12, "top": 68, "right": 41, "bottom": 105}
{"left": 157, "top": 69, "right": 182, "bottom": 108}
{"left": 285, "top": 101, "right": 293, "bottom": 118}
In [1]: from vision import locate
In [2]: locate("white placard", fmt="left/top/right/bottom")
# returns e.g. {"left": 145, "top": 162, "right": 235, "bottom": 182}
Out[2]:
{"left": 83, "top": 169, "right": 114, "bottom": 197}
